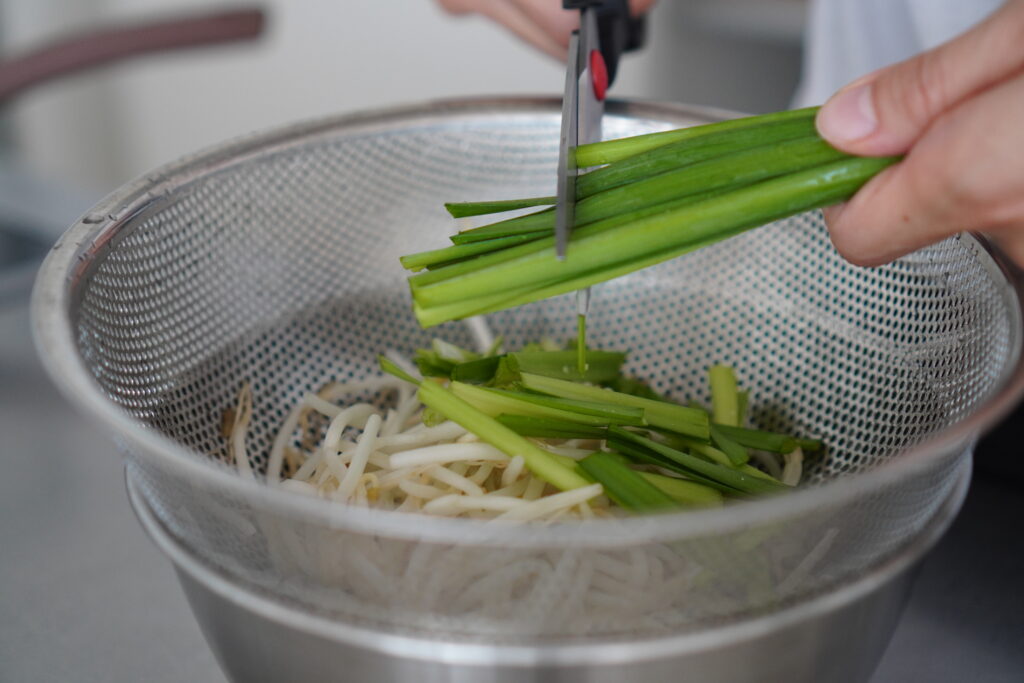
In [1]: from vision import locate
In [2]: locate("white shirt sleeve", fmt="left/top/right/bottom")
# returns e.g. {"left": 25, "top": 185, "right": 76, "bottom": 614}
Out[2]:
{"left": 792, "top": 0, "right": 1004, "bottom": 107}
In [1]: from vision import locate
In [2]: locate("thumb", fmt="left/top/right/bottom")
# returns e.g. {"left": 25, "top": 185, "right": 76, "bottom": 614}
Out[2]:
{"left": 816, "top": 0, "right": 1024, "bottom": 157}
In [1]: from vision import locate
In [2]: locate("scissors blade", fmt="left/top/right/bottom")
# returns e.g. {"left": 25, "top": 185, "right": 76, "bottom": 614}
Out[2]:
{"left": 555, "top": 31, "right": 581, "bottom": 260}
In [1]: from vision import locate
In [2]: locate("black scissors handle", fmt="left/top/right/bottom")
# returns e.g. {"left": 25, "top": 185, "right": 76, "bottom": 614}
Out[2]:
{"left": 563, "top": 0, "right": 646, "bottom": 85}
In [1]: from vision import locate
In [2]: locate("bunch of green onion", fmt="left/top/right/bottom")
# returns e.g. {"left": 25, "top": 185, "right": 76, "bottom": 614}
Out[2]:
{"left": 401, "top": 107, "right": 899, "bottom": 329}
{"left": 381, "top": 339, "right": 818, "bottom": 513}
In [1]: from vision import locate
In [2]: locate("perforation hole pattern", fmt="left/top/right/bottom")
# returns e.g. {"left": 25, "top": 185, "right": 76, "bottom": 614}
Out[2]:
{"left": 65, "top": 104, "right": 1017, "bottom": 641}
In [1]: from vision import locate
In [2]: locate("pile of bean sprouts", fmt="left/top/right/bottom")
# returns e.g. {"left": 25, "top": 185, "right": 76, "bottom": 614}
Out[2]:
{"left": 223, "top": 356, "right": 802, "bottom": 521}
{"left": 226, "top": 380, "right": 609, "bottom": 522}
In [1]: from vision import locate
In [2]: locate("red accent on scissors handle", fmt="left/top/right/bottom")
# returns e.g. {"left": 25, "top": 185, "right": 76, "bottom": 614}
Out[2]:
{"left": 589, "top": 49, "right": 608, "bottom": 101}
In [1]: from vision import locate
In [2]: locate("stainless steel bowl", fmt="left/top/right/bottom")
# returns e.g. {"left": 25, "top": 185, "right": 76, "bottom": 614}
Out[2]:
{"left": 32, "top": 98, "right": 1024, "bottom": 682}
{"left": 125, "top": 463, "right": 969, "bottom": 682}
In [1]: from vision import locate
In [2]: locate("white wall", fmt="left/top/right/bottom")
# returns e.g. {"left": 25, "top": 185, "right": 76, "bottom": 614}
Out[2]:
{"left": 1, "top": 0, "right": 805, "bottom": 198}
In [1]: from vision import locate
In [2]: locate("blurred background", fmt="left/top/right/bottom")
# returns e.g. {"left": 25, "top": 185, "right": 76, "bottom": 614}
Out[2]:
{"left": 0, "top": 0, "right": 805, "bottom": 205}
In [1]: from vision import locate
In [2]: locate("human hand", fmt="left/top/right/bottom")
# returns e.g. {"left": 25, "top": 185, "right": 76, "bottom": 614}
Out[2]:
{"left": 815, "top": 0, "right": 1024, "bottom": 268}
{"left": 437, "top": 0, "right": 655, "bottom": 60}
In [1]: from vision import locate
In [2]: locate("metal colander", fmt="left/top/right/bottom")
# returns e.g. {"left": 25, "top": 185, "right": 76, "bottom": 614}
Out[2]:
{"left": 32, "top": 99, "right": 1024, "bottom": 644}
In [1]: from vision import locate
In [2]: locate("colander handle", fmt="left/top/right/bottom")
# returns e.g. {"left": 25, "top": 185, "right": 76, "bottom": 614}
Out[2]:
{"left": 0, "top": 7, "right": 265, "bottom": 105}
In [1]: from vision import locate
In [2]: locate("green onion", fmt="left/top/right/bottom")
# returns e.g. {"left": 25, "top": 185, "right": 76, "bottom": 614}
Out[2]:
{"left": 503, "top": 352, "right": 622, "bottom": 385}
{"left": 659, "top": 433, "right": 732, "bottom": 467}
{"left": 711, "top": 424, "right": 798, "bottom": 454}
{"left": 400, "top": 233, "right": 546, "bottom": 272}
{"left": 498, "top": 349, "right": 626, "bottom": 385}
{"left": 708, "top": 365, "right": 740, "bottom": 427}
{"left": 518, "top": 372, "right": 709, "bottom": 439}
{"left": 578, "top": 451, "right": 678, "bottom": 512}
{"left": 449, "top": 382, "right": 645, "bottom": 426}
{"left": 445, "top": 196, "right": 555, "bottom": 218}
{"left": 608, "top": 427, "right": 788, "bottom": 495}
{"left": 574, "top": 107, "right": 819, "bottom": 166}
{"left": 409, "top": 156, "right": 898, "bottom": 326}
{"left": 709, "top": 424, "right": 749, "bottom": 466}
{"left": 637, "top": 472, "right": 724, "bottom": 507}
{"left": 379, "top": 357, "right": 589, "bottom": 491}
{"left": 418, "top": 382, "right": 590, "bottom": 491}
{"left": 449, "top": 356, "right": 502, "bottom": 383}
{"left": 736, "top": 390, "right": 749, "bottom": 425}
{"left": 607, "top": 440, "right": 738, "bottom": 493}
{"left": 607, "top": 375, "right": 667, "bottom": 402}
{"left": 577, "top": 115, "right": 817, "bottom": 198}
{"left": 378, "top": 355, "right": 421, "bottom": 385}
{"left": 494, "top": 415, "right": 608, "bottom": 440}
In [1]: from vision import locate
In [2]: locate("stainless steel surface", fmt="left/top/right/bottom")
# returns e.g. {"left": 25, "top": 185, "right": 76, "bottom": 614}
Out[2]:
{"left": 3, "top": 305, "right": 1023, "bottom": 681}
{"left": 124, "top": 467, "right": 965, "bottom": 683}
{"left": 27, "top": 97, "right": 1024, "bottom": 679}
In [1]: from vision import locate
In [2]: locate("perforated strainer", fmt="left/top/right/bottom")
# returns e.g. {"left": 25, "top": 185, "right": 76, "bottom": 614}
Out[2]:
{"left": 32, "top": 99, "right": 1024, "bottom": 681}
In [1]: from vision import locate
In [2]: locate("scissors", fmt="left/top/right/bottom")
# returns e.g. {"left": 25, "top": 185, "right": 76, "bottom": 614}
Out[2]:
{"left": 555, "top": 0, "right": 645, "bottom": 260}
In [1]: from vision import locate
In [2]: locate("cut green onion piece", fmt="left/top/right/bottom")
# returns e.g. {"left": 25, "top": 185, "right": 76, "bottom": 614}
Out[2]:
{"left": 445, "top": 196, "right": 555, "bottom": 218}
{"left": 711, "top": 424, "right": 797, "bottom": 454}
{"left": 607, "top": 440, "right": 737, "bottom": 493}
{"left": 450, "top": 356, "right": 501, "bottom": 383}
{"left": 736, "top": 390, "right": 749, "bottom": 425}
{"left": 414, "top": 350, "right": 454, "bottom": 378}
{"left": 607, "top": 376, "right": 667, "bottom": 402}
{"left": 740, "top": 464, "right": 782, "bottom": 483}
{"left": 638, "top": 472, "right": 724, "bottom": 507}
{"left": 574, "top": 107, "right": 819, "bottom": 166}
{"left": 578, "top": 451, "right": 677, "bottom": 512}
{"left": 451, "top": 208, "right": 553, "bottom": 244}
{"left": 609, "top": 427, "right": 787, "bottom": 495}
{"left": 709, "top": 424, "right": 749, "bottom": 466}
{"left": 518, "top": 372, "right": 708, "bottom": 438}
{"left": 495, "top": 415, "right": 607, "bottom": 440}
{"left": 378, "top": 355, "right": 421, "bottom": 385}
{"left": 449, "top": 382, "right": 645, "bottom": 426}
{"left": 426, "top": 343, "right": 626, "bottom": 386}
{"left": 662, "top": 433, "right": 734, "bottom": 467}
{"left": 379, "top": 355, "right": 590, "bottom": 491}
{"left": 497, "top": 350, "right": 627, "bottom": 385}
{"left": 416, "top": 382, "right": 590, "bottom": 491}
{"left": 708, "top": 365, "right": 740, "bottom": 427}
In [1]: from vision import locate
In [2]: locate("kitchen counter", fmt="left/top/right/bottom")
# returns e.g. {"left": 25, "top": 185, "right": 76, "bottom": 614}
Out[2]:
{"left": 2, "top": 304, "right": 1022, "bottom": 683}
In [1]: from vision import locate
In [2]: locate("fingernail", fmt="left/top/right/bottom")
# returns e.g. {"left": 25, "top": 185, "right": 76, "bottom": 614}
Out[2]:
{"left": 817, "top": 82, "right": 877, "bottom": 144}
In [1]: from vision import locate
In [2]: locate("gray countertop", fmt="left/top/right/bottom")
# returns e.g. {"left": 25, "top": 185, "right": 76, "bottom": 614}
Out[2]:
{"left": 2, "top": 303, "right": 1022, "bottom": 683}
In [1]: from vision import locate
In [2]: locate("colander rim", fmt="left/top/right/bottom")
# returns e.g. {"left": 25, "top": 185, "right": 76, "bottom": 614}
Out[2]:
{"left": 30, "top": 96, "right": 1024, "bottom": 547}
